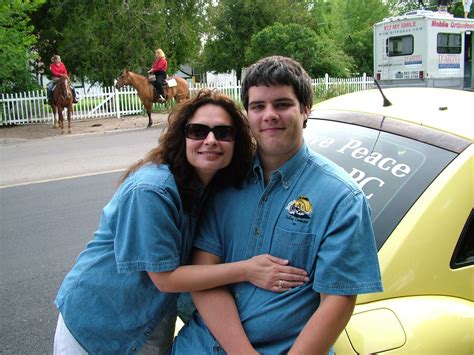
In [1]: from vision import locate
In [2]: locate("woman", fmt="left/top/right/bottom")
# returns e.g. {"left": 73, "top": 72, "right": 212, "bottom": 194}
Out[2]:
{"left": 47, "top": 55, "right": 78, "bottom": 103}
{"left": 148, "top": 48, "right": 168, "bottom": 102}
{"left": 53, "top": 89, "right": 308, "bottom": 354}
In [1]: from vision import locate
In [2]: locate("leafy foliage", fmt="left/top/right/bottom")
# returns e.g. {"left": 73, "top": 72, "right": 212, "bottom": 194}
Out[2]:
{"left": 245, "top": 23, "right": 352, "bottom": 77}
{"left": 202, "top": 0, "right": 390, "bottom": 78}
{"left": 0, "top": 0, "right": 45, "bottom": 93}
{"left": 312, "top": 0, "right": 390, "bottom": 76}
{"left": 199, "top": 0, "right": 314, "bottom": 80}
{"left": 32, "top": 0, "right": 208, "bottom": 86}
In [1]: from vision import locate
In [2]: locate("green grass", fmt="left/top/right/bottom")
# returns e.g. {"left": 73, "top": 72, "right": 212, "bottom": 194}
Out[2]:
{"left": 312, "top": 82, "right": 362, "bottom": 102}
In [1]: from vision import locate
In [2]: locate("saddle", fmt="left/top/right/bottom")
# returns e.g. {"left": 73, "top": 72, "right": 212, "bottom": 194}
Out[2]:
{"left": 165, "top": 78, "right": 177, "bottom": 88}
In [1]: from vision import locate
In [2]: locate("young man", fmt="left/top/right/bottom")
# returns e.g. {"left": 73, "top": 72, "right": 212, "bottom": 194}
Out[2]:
{"left": 172, "top": 56, "right": 383, "bottom": 354}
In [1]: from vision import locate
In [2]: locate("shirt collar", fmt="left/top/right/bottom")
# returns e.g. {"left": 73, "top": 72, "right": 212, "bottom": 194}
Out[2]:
{"left": 251, "top": 144, "right": 310, "bottom": 189}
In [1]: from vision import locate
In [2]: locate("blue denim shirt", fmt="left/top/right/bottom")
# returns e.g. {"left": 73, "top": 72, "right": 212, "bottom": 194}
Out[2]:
{"left": 55, "top": 164, "right": 200, "bottom": 354}
{"left": 173, "top": 144, "right": 383, "bottom": 354}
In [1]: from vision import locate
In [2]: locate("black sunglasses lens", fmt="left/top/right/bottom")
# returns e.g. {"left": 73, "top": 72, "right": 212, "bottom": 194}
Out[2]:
{"left": 213, "top": 126, "right": 235, "bottom": 141}
{"left": 185, "top": 124, "right": 235, "bottom": 141}
{"left": 186, "top": 124, "right": 210, "bottom": 139}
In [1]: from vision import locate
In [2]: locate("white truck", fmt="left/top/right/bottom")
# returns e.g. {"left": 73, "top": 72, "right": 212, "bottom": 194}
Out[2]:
{"left": 373, "top": 9, "right": 474, "bottom": 90}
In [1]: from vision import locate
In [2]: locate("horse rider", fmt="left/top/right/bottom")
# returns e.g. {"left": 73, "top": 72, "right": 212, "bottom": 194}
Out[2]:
{"left": 148, "top": 48, "right": 167, "bottom": 102}
{"left": 47, "top": 55, "right": 78, "bottom": 104}
{"left": 464, "top": 0, "right": 472, "bottom": 18}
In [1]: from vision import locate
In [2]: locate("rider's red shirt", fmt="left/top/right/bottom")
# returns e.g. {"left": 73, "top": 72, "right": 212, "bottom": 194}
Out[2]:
{"left": 50, "top": 62, "right": 69, "bottom": 78}
{"left": 151, "top": 57, "right": 167, "bottom": 72}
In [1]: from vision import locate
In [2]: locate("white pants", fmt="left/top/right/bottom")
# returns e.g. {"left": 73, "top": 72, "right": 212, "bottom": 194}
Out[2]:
{"left": 464, "top": 0, "right": 472, "bottom": 12}
{"left": 53, "top": 313, "right": 175, "bottom": 355}
{"left": 53, "top": 313, "right": 87, "bottom": 355}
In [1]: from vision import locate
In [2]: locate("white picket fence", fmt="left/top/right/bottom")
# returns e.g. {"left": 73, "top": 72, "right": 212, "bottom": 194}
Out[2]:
{"left": 0, "top": 74, "right": 373, "bottom": 126}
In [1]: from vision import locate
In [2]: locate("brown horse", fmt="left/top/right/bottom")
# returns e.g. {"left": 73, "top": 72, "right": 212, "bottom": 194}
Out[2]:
{"left": 115, "top": 69, "right": 189, "bottom": 127}
{"left": 51, "top": 74, "right": 74, "bottom": 133}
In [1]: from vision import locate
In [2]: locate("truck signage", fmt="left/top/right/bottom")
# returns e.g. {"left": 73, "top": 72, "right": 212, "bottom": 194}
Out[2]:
{"left": 439, "top": 54, "right": 461, "bottom": 70}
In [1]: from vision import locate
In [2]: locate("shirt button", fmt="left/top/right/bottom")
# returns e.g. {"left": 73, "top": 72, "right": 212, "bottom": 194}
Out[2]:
{"left": 263, "top": 196, "right": 268, "bottom": 202}
{"left": 255, "top": 228, "right": 260, "bottom": 236}
{"left": 144, "top": 331, "right": 150, "bottom": 336}
{"left": 131, "top": 346, "right": 137, "bottom": 352}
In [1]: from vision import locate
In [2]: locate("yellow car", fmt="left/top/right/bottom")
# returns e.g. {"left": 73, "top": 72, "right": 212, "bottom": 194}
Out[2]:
{"left": 306, "top": 88, "right": 473, "bottom": 354}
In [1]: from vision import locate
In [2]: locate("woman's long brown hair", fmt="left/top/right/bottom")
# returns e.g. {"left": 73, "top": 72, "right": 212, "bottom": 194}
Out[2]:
{"left": 120, "top": 89, "right": 255, "bottom": 212}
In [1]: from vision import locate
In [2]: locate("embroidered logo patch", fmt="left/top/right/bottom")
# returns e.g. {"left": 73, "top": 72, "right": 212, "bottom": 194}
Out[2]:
{"left": 286, "top": 195, "right": 313, "bottom": 220}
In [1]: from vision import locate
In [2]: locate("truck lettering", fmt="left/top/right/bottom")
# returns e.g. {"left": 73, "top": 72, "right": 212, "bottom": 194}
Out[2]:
{"left": 451, "top": 22, "right": 474, "bottom": 29}
{"left": 431, "top": 20, "right": 448, "bottom": 27}
{"left": 401, "top": 21, "right": 416, "bottom": 28}
{"left": 439, "top": 54, "right": 461, "bottom": 70}
{"left": 405, "top": 55, "right": 422, "bottom": 66}
{"left": 439, "top": 54, "right": 460, "bottom": 64}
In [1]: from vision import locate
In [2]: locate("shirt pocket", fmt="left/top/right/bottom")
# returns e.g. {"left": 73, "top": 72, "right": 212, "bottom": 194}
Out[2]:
{"left": 270, "top": 227, "right": 315, "bottom": 272}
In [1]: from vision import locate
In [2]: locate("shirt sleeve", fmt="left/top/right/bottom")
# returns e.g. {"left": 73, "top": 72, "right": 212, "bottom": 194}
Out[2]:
{"left": 62, "top": 64, "right": 69, "bottom": 77}
{"left": 313, "top": 192, "right": 383, "bottom": 295}
{"left": 112, "top": 186, "right": 182, "bottom": 273}
{"left": 50, "top": 64, "right": 59, "bottom": 77}
{"left": 193, "top": 197, "right": 223, "bottom": 258}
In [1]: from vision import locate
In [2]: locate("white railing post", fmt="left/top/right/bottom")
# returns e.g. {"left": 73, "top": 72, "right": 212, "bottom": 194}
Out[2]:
{"left": 114, "top": 80, "right": 121, "bottom": 119}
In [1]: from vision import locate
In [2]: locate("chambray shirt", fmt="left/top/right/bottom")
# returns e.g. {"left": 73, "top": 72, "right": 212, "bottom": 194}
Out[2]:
{"left": 173, "top": 144, "right": 383, "bottom": 354}
{"left": 55, "top": 164, "right": 201, "bottom": 354}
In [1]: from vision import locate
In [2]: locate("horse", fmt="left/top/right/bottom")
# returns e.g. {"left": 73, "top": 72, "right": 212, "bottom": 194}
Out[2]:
{"left": 51, "top": 74, "right": 74, "bottom": 133}
{"left": 115, "top": 69, "right": 189, "bottom": 127}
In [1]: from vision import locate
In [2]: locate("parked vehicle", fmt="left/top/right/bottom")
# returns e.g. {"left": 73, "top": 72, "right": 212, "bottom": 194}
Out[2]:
{"left": 307, "top": 87, "right": 473, "bottom": 354}
{"left": 374, "top": 9, "right": 474, "bottom": 89}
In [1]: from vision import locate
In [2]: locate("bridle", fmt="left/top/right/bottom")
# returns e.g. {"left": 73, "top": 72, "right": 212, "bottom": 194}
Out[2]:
{"left": 58, "top": 76, "right": 72, "bottom": 100}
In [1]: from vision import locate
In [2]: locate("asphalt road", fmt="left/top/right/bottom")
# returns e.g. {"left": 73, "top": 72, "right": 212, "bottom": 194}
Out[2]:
{"left": 0, "top": 127, "right": 165, "bottom": 354}
{"left": 1, "top": 126, "right": 163, "bottom": 188}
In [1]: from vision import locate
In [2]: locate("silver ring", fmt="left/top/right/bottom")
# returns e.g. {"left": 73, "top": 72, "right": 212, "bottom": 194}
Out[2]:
{"left": 278, "top": 280, "right": 283, "bottom": 289}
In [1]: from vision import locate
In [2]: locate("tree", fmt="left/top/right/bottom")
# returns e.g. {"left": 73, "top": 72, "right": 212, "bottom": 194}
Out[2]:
{"left": 32, "top": 0, "right": 209, "bottom": 86}
{"left": 245, "top": 23, "right": 351, "bottom": 77}
{"left": 199, "top": 0, "right": 314, "bottom": 81}
{"left": 245, "top": 23, "right": 318, "bottom": 75}
{"left": 0, "top": 0, "right": 45, "bottom": 93}
{"left": 312, "top": 0, "right": 390, "bottom": 76}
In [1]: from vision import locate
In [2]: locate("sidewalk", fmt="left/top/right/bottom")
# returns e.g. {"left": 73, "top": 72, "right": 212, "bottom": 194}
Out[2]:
{"left": 0, "top": 114, "right": 168, "bottom": 144}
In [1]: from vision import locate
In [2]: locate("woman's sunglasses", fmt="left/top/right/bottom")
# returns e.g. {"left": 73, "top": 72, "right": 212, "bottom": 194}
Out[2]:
{"left": 185, "top": 123, "right": 236, "bottom": 142}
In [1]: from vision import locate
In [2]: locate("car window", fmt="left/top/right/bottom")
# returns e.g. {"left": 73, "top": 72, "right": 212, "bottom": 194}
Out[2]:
{"left": 451, "top": 209, "right": 474, "bottom": 269}
{"left": 305, "top": 119, "right": 457, "bottom": 250}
